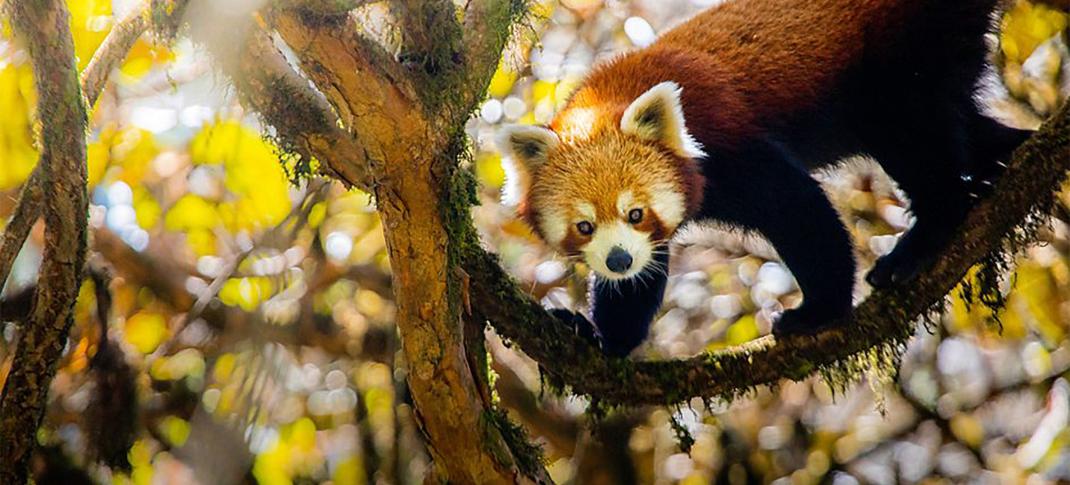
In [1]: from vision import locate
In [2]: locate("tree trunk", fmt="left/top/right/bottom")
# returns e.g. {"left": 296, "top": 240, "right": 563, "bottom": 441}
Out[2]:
{"left": 0, "top": 0, "right": 89, "bottom": 482}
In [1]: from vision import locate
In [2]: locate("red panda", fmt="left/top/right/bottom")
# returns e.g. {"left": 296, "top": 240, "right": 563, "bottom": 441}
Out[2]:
{"left": 497, "top": 0, "right": 1066, "bottom": 356}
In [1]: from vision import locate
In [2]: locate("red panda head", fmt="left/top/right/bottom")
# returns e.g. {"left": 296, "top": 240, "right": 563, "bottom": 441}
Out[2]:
{"left": 497, "top": 81, "right": 705, "bottom": 280}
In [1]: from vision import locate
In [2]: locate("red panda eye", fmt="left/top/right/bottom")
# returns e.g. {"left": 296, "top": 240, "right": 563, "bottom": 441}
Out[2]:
{"left": 576, "top": 221, "right": 594, "bottom": 235}
{"left": 628, "top": 208, "right": 644, "bottom": 224}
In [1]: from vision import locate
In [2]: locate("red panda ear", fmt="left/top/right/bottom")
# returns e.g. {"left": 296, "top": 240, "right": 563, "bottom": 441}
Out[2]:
{"left": 620, "top": 81, "right": 706, "bottom": 159}
{"left": 496, "top": 125, "right": 560, "bottom": 205}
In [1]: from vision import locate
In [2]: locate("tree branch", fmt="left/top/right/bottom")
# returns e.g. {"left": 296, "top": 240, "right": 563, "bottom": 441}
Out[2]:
{"left": 394, "top": 0, "right": 461, "bottom": 86}
{"left": 462, "top": 101, "right": 1070, "bottom": 407}
{"left": 0, "top": 0, "right": 186, "bottom": 297}
{"left": 0, "top": 0, "right": 89, "bottom": 482}
{"left": 453, "top": 0, "right": 526, "bottom": 117}
{"left": 184, "top": 0, "right": 375, "bottom": 190}
{"left": 81, "top": 1, "right": 149, "bottom": 106}
{"left": 0, "top": 175, "right": 41, "bottom": 295}
{"left": 274, "top": 0, "right": 372, "bottom": 16}
{"left": 229, "top": 28, "right": 373, "bottom": 190}
{"left": 270, "top": 5, "right": 423, "bottom": 154}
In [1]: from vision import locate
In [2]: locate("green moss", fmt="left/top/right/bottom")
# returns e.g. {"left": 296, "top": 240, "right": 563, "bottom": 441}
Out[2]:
{"left": 668, "top": 411, "right": 695, "bottom": 454}
{"left": 482, "top": 408, "right": 545, "bottom": 478}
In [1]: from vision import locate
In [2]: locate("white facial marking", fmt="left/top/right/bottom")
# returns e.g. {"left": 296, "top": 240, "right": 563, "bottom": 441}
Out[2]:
{"left": 616, "top": 190, "right": 637, "bottom": 216}
{"left": 575, "top": 201, "right": 596, "bottom": 222}
{"left": 583, "top": 221, "right": 654, "bottom": 281}
{"left": 649, "top": 181, "right": 686, "bottom": 229}
{"left": 539, "top": 211, "right": 568, "bottom": 248}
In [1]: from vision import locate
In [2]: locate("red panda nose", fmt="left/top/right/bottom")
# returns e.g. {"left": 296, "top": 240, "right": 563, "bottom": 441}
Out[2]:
{"left": 606, "top": 246, "right": 633, "bottom": 274}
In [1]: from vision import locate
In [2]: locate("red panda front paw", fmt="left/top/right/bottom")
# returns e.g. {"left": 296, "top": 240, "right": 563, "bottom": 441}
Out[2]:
{"left": 549, "top": 309, "right": 602, "bottom": 349}
{"left": 772, "top": 304, "right": 850, "bottom": 337}
{"left": 866, "top": 250, "right": 925, "bottom": 289}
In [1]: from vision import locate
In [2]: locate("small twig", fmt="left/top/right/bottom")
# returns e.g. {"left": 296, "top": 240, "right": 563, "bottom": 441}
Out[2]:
{"left": 0, "top": 176, "right": 42, "bottom": 295}
{"left": 81, "top": 1, "right": 149, "bottom": 106}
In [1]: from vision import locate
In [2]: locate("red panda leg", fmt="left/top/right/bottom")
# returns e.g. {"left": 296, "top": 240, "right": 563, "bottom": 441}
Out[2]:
{"left": 702, "top": 139, "right": 856, "bottom": 335}
{"left": 588, "top": 245, "right": 671, "bottom": 356}
{"left": 863, "top": 110, "right": 1028, "bottom": 288}
{"left": 550, "top": 244, "right": 671, "bottom": 357}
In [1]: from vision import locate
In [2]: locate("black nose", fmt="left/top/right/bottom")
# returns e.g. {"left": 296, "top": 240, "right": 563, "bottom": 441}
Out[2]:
{"left": 606, "top": 247, "right": 633, "bottom": 273}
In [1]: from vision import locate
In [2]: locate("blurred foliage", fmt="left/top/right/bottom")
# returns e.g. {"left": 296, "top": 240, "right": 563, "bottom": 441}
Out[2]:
{"left": 0, "top": 0, "right": 1069, "bottom": 484}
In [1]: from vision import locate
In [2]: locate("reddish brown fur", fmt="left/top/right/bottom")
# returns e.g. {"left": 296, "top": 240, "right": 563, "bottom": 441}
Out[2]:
{"left": 634, "top": 210, "right": 668, "bottom": 244}
{"left": 552, "top": 0, "right": 926, "bottom": 152}
{"left": 559, "top": 228, "right": 590, "bottom": 256}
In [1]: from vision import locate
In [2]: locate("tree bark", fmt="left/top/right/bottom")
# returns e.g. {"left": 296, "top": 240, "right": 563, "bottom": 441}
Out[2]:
{"left": 0, "top": 0, "right": 89, "bottom": 482}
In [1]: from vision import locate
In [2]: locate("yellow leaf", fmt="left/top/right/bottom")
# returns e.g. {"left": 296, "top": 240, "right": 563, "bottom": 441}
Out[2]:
{"left": 68, "top": 0, "right": 113, "bottom": 71}
{"left": 475, "top": 152, "right": 506, "bottom": 189}
{"left": 190, "top": 120, "right": 291, "bottom": 230}
{"left": 950, "top": 414, "right": 985, "bottom": 448}
{"left": 165, "top": 194, "right": 221, "bottom": 231}
{"left": 289, "top": 418, "right": 317, "bottom": 453}
{"left": 532, "top": 80, "right": 556, "bottom": 104}
{"left": 119, "top": 38, "right": 174, "bottom": 79}
{"left": 0, "top": 62, "right": 38, "bottom": 190}
{"left": 1001, "top": 1, "right": 1069, "bottom": 64}
{"left": 124, "top": 311, "right": 167, "bottom": 354}
{"left": 86, "top": 140, "right": 108, "bottom": 187}
{"left": 725, "top": 315, "right": 759, "bottom": 345}
{"left": 1015, "top": 261, "right": 1065, "bottom": 344}
{"left": 133, "top": 187, "right": 161, "bottom": 229}
{"left": 307, "top": 201, "right": 327, "bottom": 229}
{"left": 112, "top": 128, "right": 160, "bottom": 185}
{"left": 185, "top": 228, "right": 217, "bottom": 257}
{"left": 158, "top": 416, "right": 190, "bottom": 447}
{"left": 487, "top": 64, "right": 518, "bottom": 98}
{"left": 218, "top": 277, "right": 274, "bottom": 311}
{"left": 332, "top": 456, "right": 366, "bottom": 485}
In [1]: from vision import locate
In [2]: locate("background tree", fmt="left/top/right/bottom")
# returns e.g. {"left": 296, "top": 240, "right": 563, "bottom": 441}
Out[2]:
{"left": 1, "top": 0, "right": 1069, "bottom": 483}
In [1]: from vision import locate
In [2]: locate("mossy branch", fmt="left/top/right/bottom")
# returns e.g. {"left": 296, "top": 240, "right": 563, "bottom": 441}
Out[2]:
{"left": 0, "top": 0, "right": 89, "bottom": 482}
{"left": 198, "top": 18, "right": 374, "bottom": 190}
{"left": 462, "top": 101, "right": 1070, "bottom": 407}
{"left": 273, "top": 0, "right": 370, "bottom": 16}
{"left": 455, "top": 0, "right": 528, "bottom": 116}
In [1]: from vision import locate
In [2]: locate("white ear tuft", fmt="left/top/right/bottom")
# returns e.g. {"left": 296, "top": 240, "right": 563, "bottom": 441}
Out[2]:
{"left": 620, "top": 81, "right": 706, "bottom": 159}
{"left": 496, "top": 125, "right": 560, "bottom": 206}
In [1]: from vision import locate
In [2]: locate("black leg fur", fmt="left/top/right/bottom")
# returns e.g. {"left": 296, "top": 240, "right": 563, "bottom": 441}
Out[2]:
{"left": 702, "top": 139, "right": 856, "bottom": 335}
{"left": 571, "top": 245, "right": 672, "bottom": 357}
{"left": 864, "top": 106, "right": 1033, "bottom": 288}
{"left": 864, "top": 104, "right": 974, "bottom": 287}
